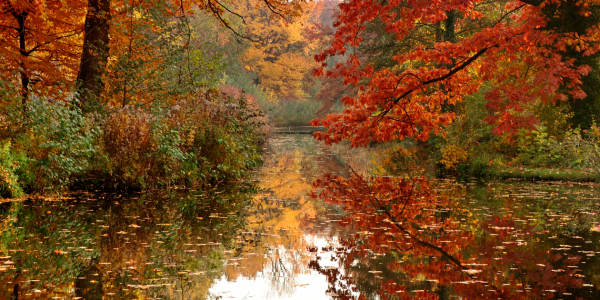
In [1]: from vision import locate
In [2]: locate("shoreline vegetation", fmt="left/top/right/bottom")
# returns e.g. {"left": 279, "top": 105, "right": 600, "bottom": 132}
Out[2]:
{"left": 327, "top": 133, "right": 600, "bottom": 184}
{"left": 477, "top": 166, "right": 600, "bottom": 183}
{"left": 0, "top": 90, "right": 265, "bottom": 199}
{"left": 3, "top": 113, "right": 600, "bottom": 201}
{"left": 2, "top": 0, "right": 600, "bottom": 200}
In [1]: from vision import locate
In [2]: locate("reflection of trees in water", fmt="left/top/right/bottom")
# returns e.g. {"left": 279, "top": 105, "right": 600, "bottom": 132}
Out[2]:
{"left": 310, "top": 172, "right": 597, "bottom": 300}
{"left": 213, "top": 135, "right": 352, "bottom": 298}
{"left": 264, "top": 248, "right": 296, "bottom": 298}
{"left": 244, "top": 141, "right": 319, "bottom": 253}
{"left": 0, "top": 185, "right": 255, "bottom": 300}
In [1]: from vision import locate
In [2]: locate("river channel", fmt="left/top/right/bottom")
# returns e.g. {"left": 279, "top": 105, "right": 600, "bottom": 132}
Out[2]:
{"left": 1, "top": 133, "right": 600, "bottom": 299}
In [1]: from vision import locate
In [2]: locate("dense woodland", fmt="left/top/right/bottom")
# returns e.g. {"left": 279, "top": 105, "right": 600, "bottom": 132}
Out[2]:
{"left": 0, "top": 0, "right": 600, "bottom": 196}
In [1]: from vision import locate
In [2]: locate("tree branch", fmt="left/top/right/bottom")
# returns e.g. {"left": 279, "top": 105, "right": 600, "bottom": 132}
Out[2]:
{"left": 261, "top": 0, "right": 286, "bottom": 19}
{"left": 214, "top": 0, "right": 246, "bottom": 24}
{"left": 518, "top": 0, "right": 544, "bottom": 6}
{"left": 207, "top": 0, "right": 256, "bottom": 42}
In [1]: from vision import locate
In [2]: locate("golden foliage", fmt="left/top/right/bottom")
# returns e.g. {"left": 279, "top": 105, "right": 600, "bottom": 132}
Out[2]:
{"left": 440, "top": 143, "right": 469, "bottom": 171}
{"left": 239, "top": 0, "right": 319, "bottom": 101}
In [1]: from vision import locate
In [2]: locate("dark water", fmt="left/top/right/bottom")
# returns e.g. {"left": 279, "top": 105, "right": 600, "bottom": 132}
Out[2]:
{"left": 1, "top": 134, "right": 599, "bottom": 299}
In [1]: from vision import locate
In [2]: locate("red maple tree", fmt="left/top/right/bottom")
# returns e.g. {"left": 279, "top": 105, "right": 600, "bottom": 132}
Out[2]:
{"left": 311, "top": 0, "right": 600, "bottom": 146}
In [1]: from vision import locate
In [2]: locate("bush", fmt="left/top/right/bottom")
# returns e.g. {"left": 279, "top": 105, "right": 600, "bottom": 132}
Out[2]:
{"left": 98, "top": 90, "right": 264, "bottom": 189}
{"left": 455, "top": 150, "right": 504, "bottom": 178}
{"left": 516, "top": 125, "right": 562, "bottom": 166}
{"left": 6, "top": 97, "right": 101, "bottom": 193}
{"left": 514, "top": 125, "right": 586, "bottom": 168}
{"left": 430, "top": 90, "right": 503, "bottom": 176}
{"left": 101, "top": 107, "right": 156, "bottom": 188}
{"left": 373, "top": 142, "right": 426, "bottom": 176}
{"left": 187, "top": 93, "right": 264, "bottom": 182}
{"left": 580, "top": 124, "right": 600, "bottom": 176}
{"left": 0, "top": 141, "right": 27, "bottom": 198}
{"left": 0, "top": 85, "right": 265, "bottom": 196}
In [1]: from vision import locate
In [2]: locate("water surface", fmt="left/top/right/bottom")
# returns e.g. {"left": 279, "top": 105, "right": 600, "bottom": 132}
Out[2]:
{"left": 1, "top": 134, "right": 599, "bottom": 299}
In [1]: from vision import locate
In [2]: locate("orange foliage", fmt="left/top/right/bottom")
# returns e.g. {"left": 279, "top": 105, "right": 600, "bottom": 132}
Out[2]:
{"left": 0, "top": 0, "right": 86, "bottom": 100}
{"left": 238, "top": 0, "right": 320, "bottom": 101}
{"left": 311, "top": 0, "right": 600, "bottom": 146}
{"left": 0, "top": 0, "right": 306, "bottom": 105}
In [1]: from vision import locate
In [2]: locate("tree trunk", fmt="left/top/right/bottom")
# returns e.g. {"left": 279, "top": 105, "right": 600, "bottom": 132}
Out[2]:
{"left": 14, "top": 11, "right": 30, "bottom": 105}
{"left": 444, "top": 10, "right": 457, "bottom": 44}
{"left": 11, "top": 283, "right": 18, "bottom": 300}
{"left": 77, "top": 0, "right": 111, "bottom": 112}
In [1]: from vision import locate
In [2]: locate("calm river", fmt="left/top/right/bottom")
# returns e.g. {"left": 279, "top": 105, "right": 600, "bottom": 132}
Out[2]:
{"left": 1, "top": 133, "right": 599, "bottom": 299}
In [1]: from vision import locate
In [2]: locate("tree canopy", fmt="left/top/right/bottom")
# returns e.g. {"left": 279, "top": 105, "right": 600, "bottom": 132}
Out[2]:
{"left": 0, "top": 0, "right": 307, "bottom": 108}
{"left": 311, "top": 0, "right": 600, "bottom": 147}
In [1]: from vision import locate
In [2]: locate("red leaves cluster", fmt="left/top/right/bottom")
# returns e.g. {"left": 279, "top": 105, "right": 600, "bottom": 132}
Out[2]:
{"left": 311, "top": 0, "right": 600, "bottom": 146}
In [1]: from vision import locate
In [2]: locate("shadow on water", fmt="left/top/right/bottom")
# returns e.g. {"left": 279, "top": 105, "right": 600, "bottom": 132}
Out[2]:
{"left": 1, "top": 134, "right": 600, "bottom": 299}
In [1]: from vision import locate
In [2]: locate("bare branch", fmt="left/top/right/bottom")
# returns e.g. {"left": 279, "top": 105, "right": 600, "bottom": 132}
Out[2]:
{"left": 214, "top": 0, "right": 246, "bottom": 24}
{"left": 207, "top": 0, "right": 256, "bottom": 42}
{"left": 261, "top": 0, "right": 286, "bottom": 19}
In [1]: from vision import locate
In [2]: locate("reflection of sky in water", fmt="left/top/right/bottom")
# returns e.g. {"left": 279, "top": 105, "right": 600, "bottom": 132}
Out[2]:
{"left": 209, "top": 235, "right": 358, "bottom": 300}
{"left": 207, "top": 134, "right": 356, "bottom": 299}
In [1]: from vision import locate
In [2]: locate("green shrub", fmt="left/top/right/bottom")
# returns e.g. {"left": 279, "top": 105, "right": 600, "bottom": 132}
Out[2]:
{"left": 0, "top": 84, "right": 264, "bottom": 195}
{"left": 189, "top": 96, "right": 263, "bottom": 183}
{"left": 430, "top": 89, "right": 503, "bottom": 176}
{"left": 0, "top": 141, "right": 27, "bottom": 198}
{"left": 580, "top": 124, "right": 600, "bottom": 176}
{"left": 515, "top": 125, "right": 585, "bottom": 168}
{"left": 12, "top": 97, "right": 101, "bottom": 193}
{"left": 516, "top": 125, "right": 562, "bottom": 166}
{"left": 455, "top": 150, "right": 505, "bottom": 178}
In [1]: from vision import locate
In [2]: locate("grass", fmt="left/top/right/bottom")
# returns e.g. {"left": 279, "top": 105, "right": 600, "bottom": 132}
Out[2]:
{"left": 483, "top": 166, "right": 600, "bottom": 182}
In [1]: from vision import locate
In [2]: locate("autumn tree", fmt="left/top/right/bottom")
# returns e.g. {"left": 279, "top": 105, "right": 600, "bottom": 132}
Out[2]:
{"left": 540, "top": 1, "right": 600, "bottom": 129}
{"left": 236, "top": 0, "right": 320, "bottom": 101}
{"left": 308, "top": 2, "right": 600, "bottom": 298}
{"left": 0, "top": 0, "right": 86, "bottom": 103}
{"left": 0, "top": 0, "right": 306, "bottom": 108}
{"left": 311, "top": 0, "right": 600, "bottom": 147}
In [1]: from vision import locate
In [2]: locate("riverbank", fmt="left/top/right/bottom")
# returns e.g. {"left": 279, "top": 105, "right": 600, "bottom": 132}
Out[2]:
{"left": 322, "top": 138, "right": 600, "bottom": 183}
{"left": 475, "top": 166, "right": 600, "bottom": 182}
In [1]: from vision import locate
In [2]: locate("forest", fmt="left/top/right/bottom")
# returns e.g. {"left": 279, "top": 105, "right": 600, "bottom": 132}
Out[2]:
{"left": 0, "top": 0, "right": 348, "bottom": 196}
{"left": 1, "top": 0, "right": 600, "bottom": 299}
{"left": 1, "top": 0, "right": 600, "bottom": 197}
